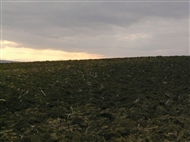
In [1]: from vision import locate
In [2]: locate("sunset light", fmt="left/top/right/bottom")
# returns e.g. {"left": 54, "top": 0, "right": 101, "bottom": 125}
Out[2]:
{"left": 1, "top": 40, "right": 103, "bottom": 62}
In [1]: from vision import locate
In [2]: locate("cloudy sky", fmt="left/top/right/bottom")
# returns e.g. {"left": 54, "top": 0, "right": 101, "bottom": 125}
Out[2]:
{"left": 0, "top": 0, "right": 189, "bottom": 61}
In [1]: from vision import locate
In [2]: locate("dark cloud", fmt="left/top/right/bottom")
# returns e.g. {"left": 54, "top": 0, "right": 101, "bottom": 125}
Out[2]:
{"left": 2, "top": 1, "right": 189, "bottom": 57}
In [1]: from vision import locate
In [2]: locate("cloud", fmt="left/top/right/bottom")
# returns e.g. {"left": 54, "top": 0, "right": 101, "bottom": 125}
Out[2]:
{"left": 2, "top": 40, "right": 20, "bottom": 47}
{"left": 1, "top": 1, "right": 189, "bottom": 60}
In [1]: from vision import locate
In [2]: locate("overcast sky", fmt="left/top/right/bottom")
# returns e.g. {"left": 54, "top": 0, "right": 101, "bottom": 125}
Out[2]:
{"left": 1, "top": 0, "right": 189, "bottom": 61}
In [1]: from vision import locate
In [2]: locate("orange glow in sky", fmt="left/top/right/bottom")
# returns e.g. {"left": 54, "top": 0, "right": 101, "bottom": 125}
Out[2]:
{"left": 1, "top": 40, "right": 104, "bottom": 62}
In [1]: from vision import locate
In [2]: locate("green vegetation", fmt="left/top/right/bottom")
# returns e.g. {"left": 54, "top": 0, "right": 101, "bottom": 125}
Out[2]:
{"left": 0, "top": 56, "right": 190, "bottom": 141}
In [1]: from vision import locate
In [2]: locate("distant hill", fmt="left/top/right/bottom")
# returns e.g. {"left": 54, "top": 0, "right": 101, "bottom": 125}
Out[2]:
{"left": 0, "top": 56, "right": 189, "bottom": 141}
{"left": 0, "top": 60, "right": 18, "bottom": 63}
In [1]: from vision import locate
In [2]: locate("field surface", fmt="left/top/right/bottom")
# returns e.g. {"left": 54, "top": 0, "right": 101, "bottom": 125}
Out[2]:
{"left": 0, "top": 56, "right": 190, "bottom": 141}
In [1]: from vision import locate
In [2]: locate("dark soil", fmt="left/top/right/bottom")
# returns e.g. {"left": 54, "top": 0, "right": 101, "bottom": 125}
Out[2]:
{"left": 0, "top": 56, "right": 190, "bottom": 141}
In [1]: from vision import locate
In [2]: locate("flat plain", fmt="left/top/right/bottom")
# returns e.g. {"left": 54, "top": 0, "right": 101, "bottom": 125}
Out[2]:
{"left": 0, "top": 56, "right": 190, "bottom": 141}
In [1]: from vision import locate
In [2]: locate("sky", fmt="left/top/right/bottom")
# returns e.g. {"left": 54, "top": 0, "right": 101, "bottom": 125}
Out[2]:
{"left": 0, "top": 0, "right": 189, "bottom": 61}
